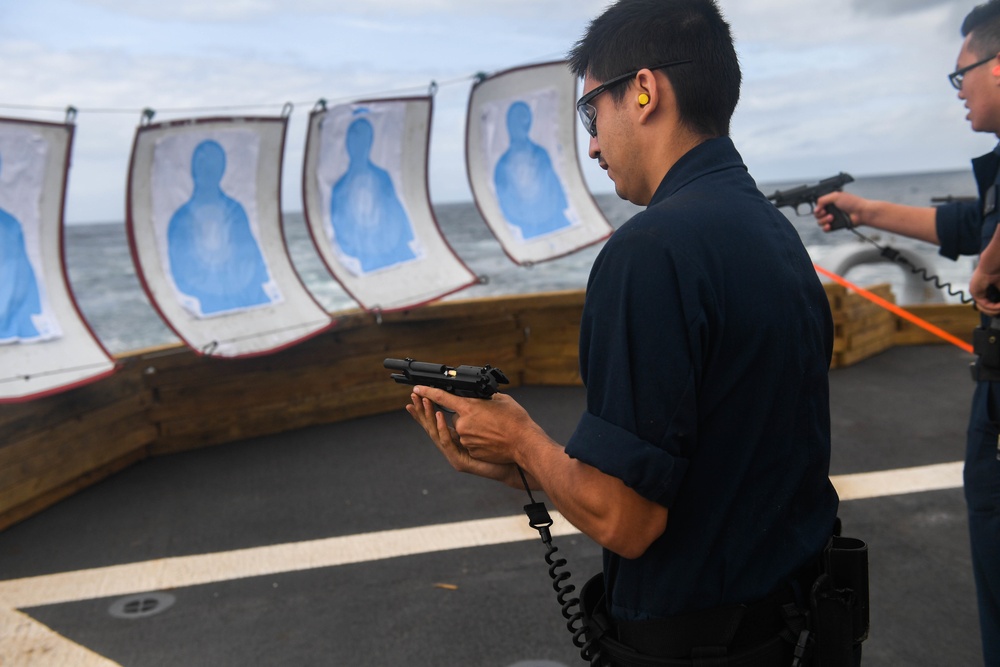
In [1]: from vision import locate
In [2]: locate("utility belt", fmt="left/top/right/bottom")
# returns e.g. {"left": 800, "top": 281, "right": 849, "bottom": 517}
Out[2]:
{"left": 972, "top": 319, "right": 1000, "bottom": 382}
{"left": 579, "top": 534, "right": 868, "bottom": 667}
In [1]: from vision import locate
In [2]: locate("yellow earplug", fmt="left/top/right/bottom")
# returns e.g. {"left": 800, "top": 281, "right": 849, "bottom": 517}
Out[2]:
{"left": 638, "top": 93, "right": 650, "bottom": 106}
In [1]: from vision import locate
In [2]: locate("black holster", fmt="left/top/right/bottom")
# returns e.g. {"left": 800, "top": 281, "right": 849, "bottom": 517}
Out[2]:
{"left": 972, "top": 322, "right": 1000, "bottom": 382}
{"left": 807, "top": 536, "right": 869, "bottom": 667}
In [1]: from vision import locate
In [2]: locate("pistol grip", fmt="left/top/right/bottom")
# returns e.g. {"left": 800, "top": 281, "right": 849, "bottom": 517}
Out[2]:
{"left": 827, "top": 203, "right": 853, "bottom": 231}
{"left": 987, "top": 285, "right": 1000, "bottom": 305}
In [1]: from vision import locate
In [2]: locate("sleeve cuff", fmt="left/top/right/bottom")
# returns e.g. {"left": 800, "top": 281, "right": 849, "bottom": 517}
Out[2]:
{"left": 935, "top": 203, "right": 961, "bottom": 261}
{"left": 565, "top": 411, "right": 689, "bottom": 507}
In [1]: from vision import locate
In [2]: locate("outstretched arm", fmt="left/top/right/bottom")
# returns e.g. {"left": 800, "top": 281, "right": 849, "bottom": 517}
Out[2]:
{"left": 815, "top": 191, "right": 939, "bottom": 244}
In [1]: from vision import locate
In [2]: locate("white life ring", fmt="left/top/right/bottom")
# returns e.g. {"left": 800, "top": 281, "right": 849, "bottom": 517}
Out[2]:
{"left": 816, "top": 244, "right": 945, "bottom": 305}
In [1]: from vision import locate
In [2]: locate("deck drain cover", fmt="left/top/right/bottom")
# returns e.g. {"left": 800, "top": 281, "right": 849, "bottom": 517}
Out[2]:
{"left": 108, "top": 592, "right": 176, "bottom": 619}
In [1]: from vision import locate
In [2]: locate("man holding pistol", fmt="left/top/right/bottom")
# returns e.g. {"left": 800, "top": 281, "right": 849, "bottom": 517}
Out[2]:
{"left": 815, "top": 2, "right": 1000, "bottom": 662}
{"left": 407, "top": 0, "right": 846, "bottom": 663}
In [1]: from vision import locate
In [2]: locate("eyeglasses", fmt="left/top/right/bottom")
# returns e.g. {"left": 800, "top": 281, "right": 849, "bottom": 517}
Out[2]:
{"left": 576, "top": 60, "right": 693, "bottom": 137}
{"left": 948, "top": 54, "right": 996, "bottom": 90}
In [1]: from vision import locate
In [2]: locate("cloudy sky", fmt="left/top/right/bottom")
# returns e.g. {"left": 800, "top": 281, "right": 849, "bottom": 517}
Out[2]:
{"left": 0, "top": 0, "right": 993, "bottom": 223}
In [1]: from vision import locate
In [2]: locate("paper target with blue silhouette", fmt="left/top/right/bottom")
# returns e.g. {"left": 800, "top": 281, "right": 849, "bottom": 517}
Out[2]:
{"left": 128, "top": 115, "right": 333, "bottom": 358}
{"left": 151, "top": 131, "right": 280, "bottom": 318}
{"left": 466, "top": 61, "right": 612, "bottom": 265}
{"left": 0, "top": 117, "right": 116, "bottom": 402}
{"left": 303, "top": 98, "right": 477, "bottom": 312}
{"left": 0, "top": 132, "right": 58, "bottom": 344}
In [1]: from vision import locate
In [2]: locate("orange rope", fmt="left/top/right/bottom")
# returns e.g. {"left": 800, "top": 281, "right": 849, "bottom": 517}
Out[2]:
{"left": 813, "top": 264, "right": 974, "bottom": 354}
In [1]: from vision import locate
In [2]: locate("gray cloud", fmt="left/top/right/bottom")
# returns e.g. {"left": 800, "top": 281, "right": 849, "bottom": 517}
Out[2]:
{"left": 14, "top": 0, "right": 992, "bottom": 223}
{"left": 78, "top": 0, "right": 606, "bottom": 22}
{"left": 849, "top": 0, "right": 965, "bottom": 18}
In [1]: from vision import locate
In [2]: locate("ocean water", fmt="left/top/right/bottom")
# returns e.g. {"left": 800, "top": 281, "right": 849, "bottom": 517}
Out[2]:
{"left": 64, "top": 169, "right": 980, "bottom": 355}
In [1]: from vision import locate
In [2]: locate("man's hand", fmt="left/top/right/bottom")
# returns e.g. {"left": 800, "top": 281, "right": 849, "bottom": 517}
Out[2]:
{"left": 406, "top": 387, "right": 521, "bottom": 488}
{"left": 974, "top": 230, "right": 1000, "bottom": 317}
{"left": 403, "top": 385, "right": 669, "bottom": 558}
{"left": 815, "top": 191, "right": 865, "bottom": 232}
{"left": 409, "top": 386, "right": 546, "bottom": 465}
{"left": 971, "top": 264, "right": 1000, "bottom": 317}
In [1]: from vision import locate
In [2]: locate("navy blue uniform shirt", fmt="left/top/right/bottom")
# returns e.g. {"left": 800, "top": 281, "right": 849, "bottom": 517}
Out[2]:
{"left": 936, "top": 142, "right": 1000, "bottom": 263}
{"left": 934, "top": 143, "right": 1000, "bottom": 664}
{"left": 565, "top": 136, "right": 840, "bottom": 621}
{"left": 937, "top": 143, "right": 1000, "bottom": 332}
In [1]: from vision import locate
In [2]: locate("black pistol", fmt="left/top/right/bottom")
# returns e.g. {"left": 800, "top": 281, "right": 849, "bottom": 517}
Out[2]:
{"left": 384, "top": 358, "right": 509, "bottom": 399}
{"left": 766, "top": 172, "right": 855, "bottom": 230}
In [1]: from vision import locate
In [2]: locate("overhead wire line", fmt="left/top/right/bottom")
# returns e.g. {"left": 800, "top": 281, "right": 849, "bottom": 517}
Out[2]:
{"left": 0, "top": 58, "right": 567, "bottom": 357}
{"left": 0, "top": 68, "right": 501, "bottom": 119}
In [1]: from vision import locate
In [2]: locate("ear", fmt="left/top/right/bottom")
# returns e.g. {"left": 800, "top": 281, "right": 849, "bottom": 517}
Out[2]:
{"left": 634, "top": 69, "right": 659, "bottom": 123}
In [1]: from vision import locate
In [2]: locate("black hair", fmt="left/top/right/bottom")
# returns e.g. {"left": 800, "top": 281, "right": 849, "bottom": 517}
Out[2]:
{"left": 567, "top": 0, "right": 741, "bottom": 137}
{"left": 963, "top": 0, "right": 1000, "bottom": 58}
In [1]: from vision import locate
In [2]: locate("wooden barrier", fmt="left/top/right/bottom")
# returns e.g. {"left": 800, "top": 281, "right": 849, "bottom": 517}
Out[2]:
{"left": 895, "top": 302, "right": 981, "bottom": 347}
{"left": 0, "top": 286, "right": 980, "bottom": 531}
{"left": 826, "top": 283, "right": 899, "bottom": 368}
{"left": 0, "top": 291, "right": 584, "bottom": 530}
{"left": 823, "top": 282, "right": 979, "bottom": 367}
{"left": 0, "top": 364, "right": 157, "bottom": 530}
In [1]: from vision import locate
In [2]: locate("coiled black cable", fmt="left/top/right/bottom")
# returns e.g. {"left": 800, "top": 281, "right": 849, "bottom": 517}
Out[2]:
{"left": 845, "top": 226, "right": 974, "bottom": 304}
{"left": 517, "top": 466, "right": 603, "bottom": 665}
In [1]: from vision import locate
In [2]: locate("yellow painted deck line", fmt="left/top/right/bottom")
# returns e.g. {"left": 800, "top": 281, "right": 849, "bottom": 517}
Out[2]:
{"left": 0, "top": 513, "right": 582, "bottom": 609}
{"left": 0, "top": 601, "right": 122, "bottom": 667}
{"left": 0, "top": 461, "right": 965, "bottom": 614}
{"left": 833, "top": 461, "right": 964, "bottom": 501}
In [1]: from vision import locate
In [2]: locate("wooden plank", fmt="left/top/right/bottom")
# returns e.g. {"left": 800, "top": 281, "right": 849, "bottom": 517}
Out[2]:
{"left": 0, "top": 401, "right": 155, "bottom": 493}
{"left": 1, "top": 411, "right": 156, "bottom": 513}
{"left": 834, "top": 332, "right": 895, "bottom": 368}
{"left": 524, "top": 339, "right": 579, "bottom": 361}
{"left": 838, "top": 312, "right": 896, "bottom": 339}
{"left": 151, "top": 345, "right": 527, "bottom": 453}
{"left": 523, "top": 315, "right": 581, "bottom": 356}
{"left": 523, "top": 369, "right": 583, "bottom": 386}
{"left": 832, "top": 337, "right": 848, "bottom": 354}
{"left": 0, "top": 364, "right": 150, "bottom": 444}
{"left": 141, "top": 317, "right": 523, "bottom": 391}
{"left": 523, "top": 364, "right": 583, "bottom": 386}
{"left": 835, "top": 316, "right": 896, "bottom": 342}
{"left": 147, "top": 331, "right": 525, "bottom": 416}
{"left": 0, "top": 449, "right": 145, "bottom": 532}
{"left": 374, "top": 291, "right": 585, "bottom": 324}
{"left": 845, "top": 324, "right": 896, "bottom": 354}
{"left": 0, "top": 391, "right": 153, "bottom": 485}
{"left": 822, "top": 282, "right": 847, "bottom": 312}
{"left": 151, "top": 381, "right": 407, "bottom": 454}
{"left": 832, "top": 285, "right": 894, "bottom": 323}
{"left": 893, "top": 303, "right": 979, "bottom": 346}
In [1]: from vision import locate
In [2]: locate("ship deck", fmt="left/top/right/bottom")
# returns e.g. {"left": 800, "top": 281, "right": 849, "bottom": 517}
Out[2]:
{"left": 0, "top": 344, "right": 982, "bottom": 666}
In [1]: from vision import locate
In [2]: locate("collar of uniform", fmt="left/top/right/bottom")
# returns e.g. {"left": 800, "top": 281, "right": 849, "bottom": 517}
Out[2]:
{"left": 971, "top": 142, "right": 1000, "bottom": 199}
{"left": 647, "top": 136, "right": 748, "bottom": 208}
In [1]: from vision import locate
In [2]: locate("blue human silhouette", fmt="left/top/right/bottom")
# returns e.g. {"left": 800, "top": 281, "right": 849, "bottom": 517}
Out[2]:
{"left": 493, "top": 101, "right": 573, "bottom": 240}
{"left": 0, "top": 154, "right": 44, "bottom": 341}
{"left": 167, "top": 140, "right": 274, "bottom": 316}
{"left": 329, "top": 117, "right": 416, "bottom": 273}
